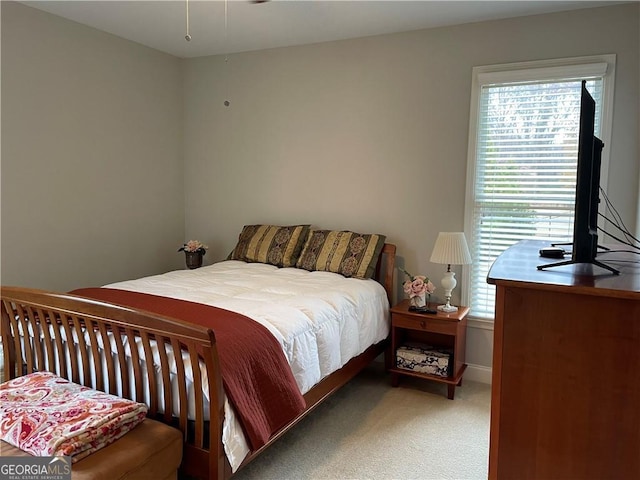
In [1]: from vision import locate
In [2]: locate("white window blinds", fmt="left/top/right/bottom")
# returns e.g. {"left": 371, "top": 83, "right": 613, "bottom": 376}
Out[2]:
{"left": 464, "top": 58, "right": 614, "bottom": 320}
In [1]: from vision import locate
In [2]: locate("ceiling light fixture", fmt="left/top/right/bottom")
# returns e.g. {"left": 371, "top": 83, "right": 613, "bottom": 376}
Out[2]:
{"left": 223, "top": 0, "right": 230, "bottom": 107}
{"left": 184, "top": 0, "right": 191, "bottom": 42}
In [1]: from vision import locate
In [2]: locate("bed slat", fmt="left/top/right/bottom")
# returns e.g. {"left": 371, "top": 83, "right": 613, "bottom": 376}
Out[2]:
{"left": 156, "top": 335, "right": 174, "bottom": 425}
{"left": 140, "top": 330, "right": 159, "bottom": 415}
{"left": 96, "top": 322, "right": 117, "bottom": 395}
{"left": 125, "top": 327, "right": 144, "bottom": 401}
{"left": 17, "top": 305, "right": 35, "bottom": 375}
{"left": 84, "top": 317, "right": 104, "bottom": 391}
{"left": 36, "top": 307, "right": 57, "bottom": 380}
{"left": 70, "top": 314, "right": 91, "bottom": 386}
{"left": 171, "top": 337, "right": 189, "bottom": 435}
{"left": 189, "top": 347, "right": 205, "bottom": 448}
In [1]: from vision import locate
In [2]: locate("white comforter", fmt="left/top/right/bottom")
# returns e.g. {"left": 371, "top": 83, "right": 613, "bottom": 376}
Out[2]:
{"left": 105, "top": 260, "right": 390, "bottom": 470}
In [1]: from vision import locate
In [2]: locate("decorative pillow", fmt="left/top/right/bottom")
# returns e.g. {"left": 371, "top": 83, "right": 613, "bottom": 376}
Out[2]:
{"left": 229, "top": 224, "right": 310, "bottom": 268}
{"left": 296, "top": 230, "right": 386, "bottom": 279}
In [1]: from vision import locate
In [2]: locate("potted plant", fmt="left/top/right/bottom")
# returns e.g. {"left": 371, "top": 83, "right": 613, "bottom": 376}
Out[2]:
{"left": 401, "top": 269, "right": 436, "bottom": 308}
{"left": 178, "top": 240, "right": 208, "bottom": 269}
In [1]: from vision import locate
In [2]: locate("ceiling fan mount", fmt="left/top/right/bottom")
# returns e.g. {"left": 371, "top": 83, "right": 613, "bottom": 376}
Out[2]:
{"left": 184, "top": 0, "right": 270, "bottom": 43}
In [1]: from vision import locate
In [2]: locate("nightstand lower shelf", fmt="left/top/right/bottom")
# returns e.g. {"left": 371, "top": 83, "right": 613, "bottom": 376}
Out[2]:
{"left": 389, "top": 364, "right": 467, "bottom": 399}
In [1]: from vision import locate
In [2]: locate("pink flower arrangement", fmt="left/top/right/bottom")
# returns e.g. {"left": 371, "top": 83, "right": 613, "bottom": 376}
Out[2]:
{"left": 178, "top": 240, "right": 208, "bottom": 254}
{"left": 401, "top": 269, "right": 435, "bottom": 299}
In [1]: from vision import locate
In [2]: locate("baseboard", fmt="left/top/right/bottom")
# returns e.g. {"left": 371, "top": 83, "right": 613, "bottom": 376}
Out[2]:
{"left": 464, "top": 363, "right": 492, "bottom": 384}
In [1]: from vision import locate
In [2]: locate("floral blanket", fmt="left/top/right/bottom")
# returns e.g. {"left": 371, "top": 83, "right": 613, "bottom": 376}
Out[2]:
{"left": 0, "top": 372, "right": 148, "bottom": 462}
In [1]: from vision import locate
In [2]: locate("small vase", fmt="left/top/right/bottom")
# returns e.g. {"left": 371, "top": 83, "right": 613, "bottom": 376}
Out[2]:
{"left": 185, "top": 251, "right": 203, "bottom": 269}
{"left": 410, "top": 293, "right": 427, "bottom": 308}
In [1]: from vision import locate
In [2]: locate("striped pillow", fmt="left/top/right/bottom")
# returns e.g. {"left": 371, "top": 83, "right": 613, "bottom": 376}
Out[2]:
{"left": 296, "top": 230, "right": 386, "bottom": 279}
{"left": 229, "top": 224, "right": 310, "bottom": 268}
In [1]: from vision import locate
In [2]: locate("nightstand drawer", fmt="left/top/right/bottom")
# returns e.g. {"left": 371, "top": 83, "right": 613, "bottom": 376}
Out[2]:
{"left": 393, "top": 315, "right": 457, "bottom": 335}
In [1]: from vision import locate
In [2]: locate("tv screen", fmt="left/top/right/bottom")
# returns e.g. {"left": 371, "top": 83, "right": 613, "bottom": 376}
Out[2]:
{"left": 572, "top": 80, "right": 602, "bottom": 263}
{"left": 538, "top": 80, "right": 618, "bottom": 275}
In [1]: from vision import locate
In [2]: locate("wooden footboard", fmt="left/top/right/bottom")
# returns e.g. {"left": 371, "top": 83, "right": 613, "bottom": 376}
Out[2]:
{"left": 0, "top": 287, "right": 226, "bottom": 480}
{"left": 1, "top": 243, "right": 396, "bottom": 480}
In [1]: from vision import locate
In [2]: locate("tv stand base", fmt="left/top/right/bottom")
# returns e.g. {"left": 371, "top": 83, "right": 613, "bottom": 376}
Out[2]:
{"left": 537, "top": 258, "right": 620, "bottom": 275}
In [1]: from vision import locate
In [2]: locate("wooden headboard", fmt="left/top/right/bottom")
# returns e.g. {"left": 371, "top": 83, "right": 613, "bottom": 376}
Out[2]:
{"left": 376, "top": 243, "right": 396, "bottom": 303}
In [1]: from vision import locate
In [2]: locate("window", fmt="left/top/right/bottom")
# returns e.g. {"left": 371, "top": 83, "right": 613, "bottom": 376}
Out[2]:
{"left": 463, "top": 56, "right": 616, "bottom": 320}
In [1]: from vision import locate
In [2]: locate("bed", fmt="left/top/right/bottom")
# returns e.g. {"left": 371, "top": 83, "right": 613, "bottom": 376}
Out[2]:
{"left": 1, "top": 226, "right": 395, "bottom": 480}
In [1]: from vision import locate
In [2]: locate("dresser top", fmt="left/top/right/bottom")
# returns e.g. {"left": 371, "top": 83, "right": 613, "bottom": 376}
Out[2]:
{"left": 487, "top": 240, "right": 640, "bottom": 299}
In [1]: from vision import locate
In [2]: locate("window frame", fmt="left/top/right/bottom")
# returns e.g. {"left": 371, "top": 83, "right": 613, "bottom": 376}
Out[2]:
{"left": 462, "top": 54, "right": 616, "bottom": 321}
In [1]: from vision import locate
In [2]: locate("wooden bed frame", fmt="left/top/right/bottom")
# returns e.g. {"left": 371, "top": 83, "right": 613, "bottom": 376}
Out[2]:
{"left": 1, "top": 243, "right": 395, "bottom": 480}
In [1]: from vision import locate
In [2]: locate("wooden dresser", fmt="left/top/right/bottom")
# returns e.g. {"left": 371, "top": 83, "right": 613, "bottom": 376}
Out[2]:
{"left": 487, "top": 240, "right": 640, "bottom": 480}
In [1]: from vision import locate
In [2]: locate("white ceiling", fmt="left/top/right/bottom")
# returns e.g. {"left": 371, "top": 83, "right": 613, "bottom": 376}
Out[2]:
{"left": 22, "top": 1, "right": 624, "bottom": 58}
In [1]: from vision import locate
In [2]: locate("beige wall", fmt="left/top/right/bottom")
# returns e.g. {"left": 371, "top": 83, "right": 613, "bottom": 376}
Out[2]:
{"left": 183, "top": 3, "right": 638, "bottom": 375}
{"left": 2, "top": 2, "right": 638, "bottom": 376}
{"left": 184, "top": 3, "right": 639, "bottom": 289}
{"left": 1, "top": 2, "right": 185, "bottom": 291}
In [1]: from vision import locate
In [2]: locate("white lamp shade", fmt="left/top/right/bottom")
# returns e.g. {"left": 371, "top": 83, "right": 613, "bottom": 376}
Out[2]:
{"left": 430, "top": 232, "right": 472, "bottom": 266}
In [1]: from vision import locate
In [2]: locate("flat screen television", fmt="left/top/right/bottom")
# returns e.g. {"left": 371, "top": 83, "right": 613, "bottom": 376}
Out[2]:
{"left": 538, "top": 80, "right": 619, "bottom": 275}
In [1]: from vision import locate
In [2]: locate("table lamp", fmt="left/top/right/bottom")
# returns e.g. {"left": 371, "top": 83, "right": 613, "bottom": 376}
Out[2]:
{"left": 429, "top": 232, "right": 472, "bottom": 313}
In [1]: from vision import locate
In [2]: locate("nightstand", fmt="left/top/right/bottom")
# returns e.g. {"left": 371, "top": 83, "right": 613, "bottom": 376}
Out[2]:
{"left": 389, "top": 299, "right": 469, "bottom": 399}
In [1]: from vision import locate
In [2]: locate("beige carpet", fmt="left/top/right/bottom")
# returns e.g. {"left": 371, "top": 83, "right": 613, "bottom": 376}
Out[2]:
{"left": 233, "top": 362, "right": 491, "bottom": 480}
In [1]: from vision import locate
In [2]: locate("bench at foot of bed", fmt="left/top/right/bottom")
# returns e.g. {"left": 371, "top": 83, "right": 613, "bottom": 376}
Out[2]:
{"left": 0, "top": 418, "right": 183, "bottom": 480}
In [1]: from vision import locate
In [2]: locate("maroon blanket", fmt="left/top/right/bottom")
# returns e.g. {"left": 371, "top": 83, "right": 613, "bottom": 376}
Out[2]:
{"left": 70, "top": 287, "right": 306, "bottom": 451}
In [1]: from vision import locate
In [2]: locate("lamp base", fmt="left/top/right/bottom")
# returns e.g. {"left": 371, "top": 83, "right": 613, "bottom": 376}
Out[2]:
{"left": 437, "top": 304, "right": 458, "bottom": 313}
